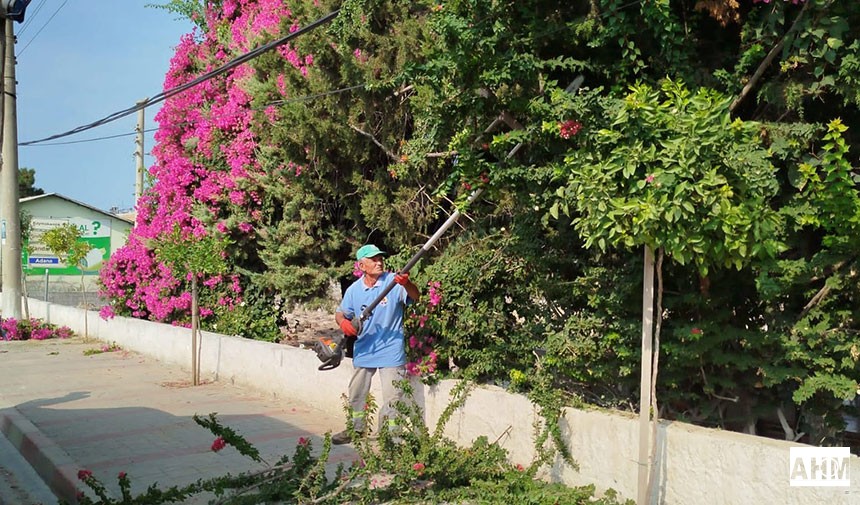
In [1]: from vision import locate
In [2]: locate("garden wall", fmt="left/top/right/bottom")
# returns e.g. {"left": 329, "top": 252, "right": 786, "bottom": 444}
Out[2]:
{"left": 28, "top": 299, "right": 860, "bottom": 504}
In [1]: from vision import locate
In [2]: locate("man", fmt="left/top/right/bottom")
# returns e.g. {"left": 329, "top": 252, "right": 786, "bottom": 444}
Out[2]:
{"left": 332, "top": 244, "right": 420, "bottom": 444}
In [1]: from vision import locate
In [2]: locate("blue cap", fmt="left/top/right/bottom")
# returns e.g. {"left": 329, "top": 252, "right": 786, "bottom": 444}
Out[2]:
{"left": 356, "top": 244, "right": 385, "bottom": 260}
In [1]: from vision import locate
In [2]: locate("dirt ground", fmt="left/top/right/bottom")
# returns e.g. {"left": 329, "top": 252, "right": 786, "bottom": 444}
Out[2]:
{"left": 277, "top": 307, "right": 342, "bottom": 348}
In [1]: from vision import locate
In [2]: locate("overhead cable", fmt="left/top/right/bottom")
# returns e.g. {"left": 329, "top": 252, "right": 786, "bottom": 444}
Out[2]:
{"left": 21, "top": 83, "right": 366, "bottom": 147}
{"left": 17, "top": 0, "right": 48, "bottom": 38}
{"left": 20, "top": 8, "right": 340, "bottom": 146}
{"left": 18, "top": 0, "right": 69, "bottom": 56}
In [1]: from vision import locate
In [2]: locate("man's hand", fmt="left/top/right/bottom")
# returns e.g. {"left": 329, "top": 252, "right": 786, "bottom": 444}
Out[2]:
{"left": 340, "top": 318, "right": 358, "bottom": 337}
{"left": 394, "top": 272, "right": 421, "bottom": 302}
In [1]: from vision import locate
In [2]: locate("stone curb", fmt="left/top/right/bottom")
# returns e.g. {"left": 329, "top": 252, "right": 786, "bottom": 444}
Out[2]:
{"left": 0, "top": 407, "right": 109, "bottom": 504}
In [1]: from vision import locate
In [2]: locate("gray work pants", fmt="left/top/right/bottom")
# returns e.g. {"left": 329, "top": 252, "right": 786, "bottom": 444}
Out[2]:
{"left": 348, "top": 365, "right": 406, "bottom": 433}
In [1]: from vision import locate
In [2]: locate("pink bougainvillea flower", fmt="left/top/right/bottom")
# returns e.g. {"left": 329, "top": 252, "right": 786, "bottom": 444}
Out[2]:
{"left": 412, "top": 462, "right": 425, "bottom": 474}
{"left": 297, "top": 437, "right": 309, "bottom": 446}
{"left": 405, "top": 362, "right": 420, "bottom": 376}
{"left": 77, "top": 469, "right": 93, "bottom": 481}
{"left": 211, "top": 436, "right": 227, "bottom": 452}
{"left": 645, "top": 174, "right": 655, "bottom": 183}
{"left": 118, "top": 471, "right": 127, "bottom": 479}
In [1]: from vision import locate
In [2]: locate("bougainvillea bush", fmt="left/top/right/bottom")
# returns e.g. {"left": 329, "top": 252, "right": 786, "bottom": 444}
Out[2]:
{"left": 101, "top": 0, "right": 860, "bottom": 447}
{"left": 1, "top": 318, "right": 74, "bottom": 341}
{"left": 100, "top": 0, "right": 441, "bottom": 336}
{"left": 71, "top": 390, "right": 630, "bottom": 504}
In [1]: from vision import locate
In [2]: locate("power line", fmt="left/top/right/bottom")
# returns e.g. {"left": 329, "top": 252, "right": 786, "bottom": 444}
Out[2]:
{"left": 20, "top": 1, "right": 642, "bottom": 148}
{"left": 20, "top": 128, "right": 158, "bottom": 146}
{"left": 21, "top": 83, "right": 367, "bottom": 147}
{"left": 17, "top": 0, "right": 69, "bottom": 57}
{"left": 17, "top": 0, "right": 48, "bottom": 38}
{"left": 20, "top": 8, "right": 340, "bottom": 147}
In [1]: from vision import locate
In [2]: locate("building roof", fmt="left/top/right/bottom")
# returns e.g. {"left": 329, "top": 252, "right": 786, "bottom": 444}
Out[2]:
{"left": 19, "top": 193, "right": 134, "bottom": 225}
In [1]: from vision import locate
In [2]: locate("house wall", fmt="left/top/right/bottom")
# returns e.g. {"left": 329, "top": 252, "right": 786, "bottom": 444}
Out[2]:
{"left": 21, "top": 196, "right": 131, "bottom": 256}
{"left": 19, "top": 196, "right": 131, "bottom": 282}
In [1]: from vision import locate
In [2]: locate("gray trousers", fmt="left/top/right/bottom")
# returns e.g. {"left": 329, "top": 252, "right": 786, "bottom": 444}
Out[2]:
{"left": 348, "top": 365, "right": 406, "bottom": 433}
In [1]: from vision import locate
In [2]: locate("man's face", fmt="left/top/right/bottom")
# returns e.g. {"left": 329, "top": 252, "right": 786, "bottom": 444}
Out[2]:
{"left": 360, "top": 255, "right": 385, "bottom": 276}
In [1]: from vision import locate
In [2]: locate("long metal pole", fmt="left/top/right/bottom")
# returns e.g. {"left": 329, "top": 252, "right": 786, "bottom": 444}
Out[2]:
{"left": 318, "top": 78, "right": 585, "bottom": 370}
{"left": 637, "top": 245, "right": 655, "bottom": 505}
{"left": 134, "top": 99, "right": 146, "bottom": 206}
{"left": 1, "top": 18, "right": 22, "bottom": 319}
{"left": 353, "top": 186, "right": 484, "bottom": 328}
{"left": 353, "top": 77, "right": 585, "bottom": 328}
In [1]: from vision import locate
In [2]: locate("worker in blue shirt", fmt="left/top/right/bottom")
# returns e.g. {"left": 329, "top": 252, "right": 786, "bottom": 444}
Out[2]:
{"left": 332, "top": 244, "right": 420, "bottom": 444}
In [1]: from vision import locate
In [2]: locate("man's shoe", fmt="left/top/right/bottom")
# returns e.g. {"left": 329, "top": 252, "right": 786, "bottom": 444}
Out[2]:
{"left": 331, "top": 429, "right": 363, "bottom": 445}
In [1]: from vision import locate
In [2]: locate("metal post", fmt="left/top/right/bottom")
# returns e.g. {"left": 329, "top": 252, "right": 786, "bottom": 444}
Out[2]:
{"left": 44, "top": 269, "right": 49, "bottom": 324}
{"left": 134, "top": 99, "right": 146, "bottom": 205}
{"left": 637, "top": 245, "right": 655, "bottom": 505}
{"left": 0, "top": 18, "right": 22, "bottom": 319}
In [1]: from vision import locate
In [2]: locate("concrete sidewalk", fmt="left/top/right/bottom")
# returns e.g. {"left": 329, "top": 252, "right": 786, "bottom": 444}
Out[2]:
{"left": 0, "top": 338, "right": 356, "bottom": 504}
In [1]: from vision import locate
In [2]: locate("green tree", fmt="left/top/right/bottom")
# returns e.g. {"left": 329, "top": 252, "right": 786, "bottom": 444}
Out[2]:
{"left": 108, "top": 0, "right": 860, "bottom": 446}
{"left": 154, "top": 226, "right": 230, "bottom": 385}
{"left": 18, "top": 168, "right": 44, "bottom": 198}
{"left": 43, "top": 224, "right": 93, "bottom": 337}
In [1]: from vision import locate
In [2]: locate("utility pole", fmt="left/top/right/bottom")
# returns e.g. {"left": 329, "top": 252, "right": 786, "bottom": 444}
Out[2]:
{"left": 0, "top": 17, "right": 20, "bottom": 319}
{"left": 0, "top": 19, "right": 5, "bottom": 295}
{"left": 134, "top": 99, "right": 146, "bottom": 206}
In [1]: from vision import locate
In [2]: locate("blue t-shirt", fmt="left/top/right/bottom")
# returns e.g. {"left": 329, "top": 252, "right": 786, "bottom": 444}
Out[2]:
{"left": 339, "top": 271, "right": 411, "bottom": 368}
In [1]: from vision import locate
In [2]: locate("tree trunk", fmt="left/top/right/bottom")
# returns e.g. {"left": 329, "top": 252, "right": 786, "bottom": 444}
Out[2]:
{"left": 191, "top": 275, "right": 199, "bottom": 386}
{"left": 80, "top": 272, "right": 88, "bottom": 341}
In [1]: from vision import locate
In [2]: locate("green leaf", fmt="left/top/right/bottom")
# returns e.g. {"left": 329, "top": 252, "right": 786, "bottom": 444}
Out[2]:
{"left": 826, "top": 37, "right": 843, "bottom": 50}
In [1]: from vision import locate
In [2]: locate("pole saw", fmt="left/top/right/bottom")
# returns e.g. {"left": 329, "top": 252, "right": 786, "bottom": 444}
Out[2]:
{"left": 315, "top": 77, "right": 585, "bottom": 370}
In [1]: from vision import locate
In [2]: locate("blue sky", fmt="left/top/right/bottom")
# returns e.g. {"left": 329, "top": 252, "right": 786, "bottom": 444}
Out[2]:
{"left": 16, "top": 1, "right": 193, "bottom": 212}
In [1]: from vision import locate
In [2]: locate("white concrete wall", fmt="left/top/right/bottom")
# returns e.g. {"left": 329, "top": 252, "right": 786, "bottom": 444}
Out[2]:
{"left": 27, "top": 299, "right": 860, "bottom": 504}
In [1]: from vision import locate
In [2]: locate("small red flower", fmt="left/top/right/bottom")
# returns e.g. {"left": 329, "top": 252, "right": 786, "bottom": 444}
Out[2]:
{"left": 118, "top": 471, "right": 127, "bottom": 479}
{"left": 298, "top": 437, "right": 309, "bottom": 446}
{"left": 211, "top": 436, "right": 227, "bottom": 452}
{"left": 462, "top": 182, "right": 472, "bottom": 190}
{"left": 559, "top": 120, "right": 582, "bottom": 139}
{"left": 645, "top": 174, "right": 655, "bottom": 184}
{"left": 516, "top": 463, "right": 525, "bottom": 472}
{"left": 77, "top": 469, "right": 93, "bottom": 481}
{"left": 412, "top": 462, "right": 426, "bottom": 474}
{"left": 691, "top": 328, "right": 703, "bottom": 335}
